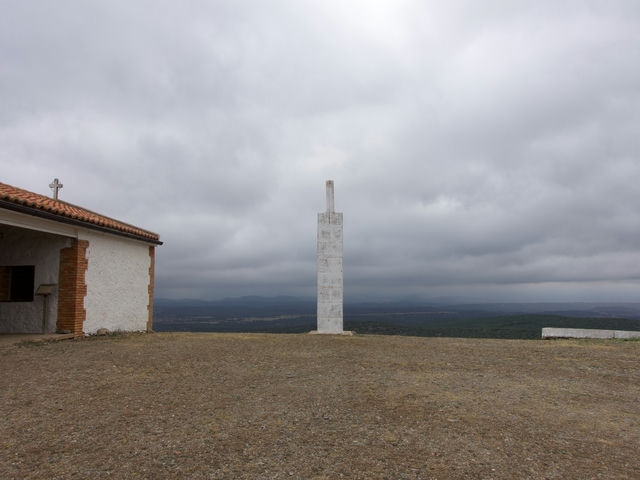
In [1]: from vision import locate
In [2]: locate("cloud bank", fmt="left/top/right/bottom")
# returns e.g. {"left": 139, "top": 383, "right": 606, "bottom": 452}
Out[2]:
{"left": 2, "top": 1, "right": 640, "bottom": 301}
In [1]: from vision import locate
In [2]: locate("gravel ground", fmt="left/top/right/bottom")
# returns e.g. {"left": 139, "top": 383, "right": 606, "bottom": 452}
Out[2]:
{"left": 1, "top": 332, "right": 638, "bottom": 479}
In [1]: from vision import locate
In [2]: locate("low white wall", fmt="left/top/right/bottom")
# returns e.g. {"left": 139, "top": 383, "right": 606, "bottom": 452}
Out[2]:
{"left": 82, "top": 231, "right": 150, "bottom": 334}
{"left": 0, "top": 225, "right": 71, "bottom": 333}
{"left": 542, "top": 327, "right": 640, "bottom": 339}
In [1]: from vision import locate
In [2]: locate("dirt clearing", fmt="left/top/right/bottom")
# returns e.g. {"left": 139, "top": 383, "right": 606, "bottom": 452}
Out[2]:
{"left": 1, "top": 333, "right": 638, "bottom": 479}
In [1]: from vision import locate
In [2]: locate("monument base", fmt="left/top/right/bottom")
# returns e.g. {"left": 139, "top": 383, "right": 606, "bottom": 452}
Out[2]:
{"left": 309, "top": 330, "right": 354, "bottom": 336}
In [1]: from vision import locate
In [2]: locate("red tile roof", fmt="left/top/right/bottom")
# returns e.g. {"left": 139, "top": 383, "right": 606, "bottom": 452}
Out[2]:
{"left": 0, "top": 182, "right": 161, "bottom": 244}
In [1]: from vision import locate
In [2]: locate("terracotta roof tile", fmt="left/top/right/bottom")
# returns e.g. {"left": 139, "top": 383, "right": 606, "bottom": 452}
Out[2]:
{"left": 0, "top": 182, "right": 161, "bottom": 244}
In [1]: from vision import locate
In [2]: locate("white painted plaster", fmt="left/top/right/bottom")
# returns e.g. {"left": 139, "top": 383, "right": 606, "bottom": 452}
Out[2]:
{"left": 0, "top": 208, "right": 81, "bottom": 238}
{"left": 542, "top": 327, "right": 640, "bottom": 339}
{"left": 317, "top": 181, "right": 344, "bottom": 334}
{"left": 81, "top": 231, "right": 151, "bottom": 334}
{"left": 0, "top": 224, "right": 71, "bottom": 333}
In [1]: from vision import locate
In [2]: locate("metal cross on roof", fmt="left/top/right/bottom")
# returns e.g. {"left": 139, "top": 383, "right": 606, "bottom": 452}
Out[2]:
{"left": 49, "top": 178, "right": 63, "bottom": 200}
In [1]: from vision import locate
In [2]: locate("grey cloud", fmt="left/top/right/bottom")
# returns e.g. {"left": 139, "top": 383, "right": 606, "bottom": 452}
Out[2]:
{"left": 2, "top": 1, "right": 640, "bottom": 301}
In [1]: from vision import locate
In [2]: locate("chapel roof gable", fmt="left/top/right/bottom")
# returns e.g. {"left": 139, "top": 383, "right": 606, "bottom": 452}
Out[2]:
{"left": 0, "top": 181, "right": 162, "bottom": 244}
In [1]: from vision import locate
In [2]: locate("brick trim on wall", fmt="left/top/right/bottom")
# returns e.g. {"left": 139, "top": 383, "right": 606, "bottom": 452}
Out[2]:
{"left": 147, "top": 246, "right": 155, "bottom": 332}
{"left": 57, "top": 239, "right": 89, "bottom": 337}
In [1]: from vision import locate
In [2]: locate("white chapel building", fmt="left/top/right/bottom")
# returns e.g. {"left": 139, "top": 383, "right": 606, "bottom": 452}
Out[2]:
{"left": 0, "top": 181, "right": 162, "bottom": 336}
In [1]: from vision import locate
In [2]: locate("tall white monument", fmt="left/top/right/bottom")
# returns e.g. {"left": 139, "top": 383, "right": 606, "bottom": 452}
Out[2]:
{"left": 316, "top": 180, "right": 344, "bottom": 334}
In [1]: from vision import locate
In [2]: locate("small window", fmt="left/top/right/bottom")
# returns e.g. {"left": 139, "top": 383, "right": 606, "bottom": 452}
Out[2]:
{"left": 0, "top": 265, "right": 35, "bottom": 302}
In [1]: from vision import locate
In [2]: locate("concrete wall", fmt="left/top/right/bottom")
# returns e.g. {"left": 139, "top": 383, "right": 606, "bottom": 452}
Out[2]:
{"left": 0, "top": 225, "right": 71, "bottom": 333}
{"left": 542, "top": 327, "right": 640, "bottom": 339}
{"left": 317, "top": 211, "right": 344, "bottom": 334}
{"left": 81, "top": 231, "right": 151, "bottom": 334}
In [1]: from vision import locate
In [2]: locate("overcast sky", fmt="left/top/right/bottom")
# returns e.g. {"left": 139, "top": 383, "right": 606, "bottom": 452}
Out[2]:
{"left": 2, "top": 1, "right": 640, "bottom": 302}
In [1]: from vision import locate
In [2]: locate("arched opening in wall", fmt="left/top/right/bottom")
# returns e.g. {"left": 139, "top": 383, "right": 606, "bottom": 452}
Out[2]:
{"left": 0, "top": 224, "right": 71, "bottom": 334}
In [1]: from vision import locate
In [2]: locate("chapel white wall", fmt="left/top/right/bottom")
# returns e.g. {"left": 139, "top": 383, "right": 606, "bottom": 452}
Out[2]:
{"left": 0, "top": 225, "right": 71, "bottom": 333}
{"left": 81, "top": 231, "right": 151, "bottom": 334}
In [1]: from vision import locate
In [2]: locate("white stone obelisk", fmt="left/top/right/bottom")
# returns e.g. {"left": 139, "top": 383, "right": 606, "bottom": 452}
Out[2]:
{"left": 316, "top": 180, "right": 344, "bottom": 334}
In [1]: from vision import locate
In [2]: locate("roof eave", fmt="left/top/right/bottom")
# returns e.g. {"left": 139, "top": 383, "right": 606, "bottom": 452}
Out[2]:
{"left": 0, "top": 199, "right": 163, "bottom": 245}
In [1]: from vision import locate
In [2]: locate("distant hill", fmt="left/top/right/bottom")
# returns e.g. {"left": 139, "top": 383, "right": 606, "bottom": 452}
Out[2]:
{"left": 153, "top": 297, "right": 640, "bottom": 339}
